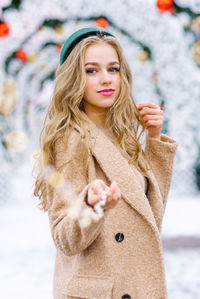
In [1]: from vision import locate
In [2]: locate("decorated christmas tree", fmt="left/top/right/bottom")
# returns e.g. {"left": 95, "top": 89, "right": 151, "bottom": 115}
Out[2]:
{"left": 0, "top": 0, "right": 200, "bottom": 202}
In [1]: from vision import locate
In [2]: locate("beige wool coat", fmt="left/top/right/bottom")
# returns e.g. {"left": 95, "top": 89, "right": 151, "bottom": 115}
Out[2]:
{"left": 47, "top": 117, "right": 178, "bottom": 299}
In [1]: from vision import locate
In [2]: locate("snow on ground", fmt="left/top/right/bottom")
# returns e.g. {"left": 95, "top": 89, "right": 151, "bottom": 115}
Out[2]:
{"left": 0, "top": 198, "right": 55, "bottom": 298}
{"left": 162, "top": 193, "right": 200, "bottom": 299}
{"left": 0, "top": 163, "right": 200, "bottom": 298}
{"left": 162, "top": 193, "right": 200, "bottom": 237}
{"left": 164, "top": 249, "right": 200, "bottom": 299}
{"left": 0, "top": 164, "right": 55, "bottom": 299}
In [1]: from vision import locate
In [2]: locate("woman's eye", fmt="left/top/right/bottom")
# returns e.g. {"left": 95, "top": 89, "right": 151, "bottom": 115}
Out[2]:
{"left": 86, "top": 69, "right": 97, "bottom": 74}
{"left": 109, "top": 67, "right": 120, "bottom": 72}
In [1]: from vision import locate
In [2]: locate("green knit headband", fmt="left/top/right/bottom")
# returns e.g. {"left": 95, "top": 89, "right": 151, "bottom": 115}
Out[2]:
{"left": 60, "top": 27, "right": 115, "bottom": 65}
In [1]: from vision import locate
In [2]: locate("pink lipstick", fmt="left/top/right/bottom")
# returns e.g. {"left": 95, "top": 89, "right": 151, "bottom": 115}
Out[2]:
{"left": 97, "top": 89, "right": 115, "bottom": 96}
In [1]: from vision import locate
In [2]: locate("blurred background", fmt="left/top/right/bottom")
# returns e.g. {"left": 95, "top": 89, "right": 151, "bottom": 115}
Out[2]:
{"left": 0, "top": 0, "right": 200, "bottom": 298}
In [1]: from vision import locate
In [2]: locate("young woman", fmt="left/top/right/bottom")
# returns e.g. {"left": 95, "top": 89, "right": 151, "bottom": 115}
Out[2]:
{"left": 34, "top": 27, "right": 177, "bottom": 299}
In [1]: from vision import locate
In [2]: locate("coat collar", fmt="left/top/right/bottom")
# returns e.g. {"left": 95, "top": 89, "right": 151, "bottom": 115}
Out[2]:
{"left": 75, "top": 115, "right": 162, "bottom": 234}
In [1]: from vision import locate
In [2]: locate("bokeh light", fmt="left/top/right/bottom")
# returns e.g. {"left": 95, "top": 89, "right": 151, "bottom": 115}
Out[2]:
{"left": 48, "top": 171, "right": 65, "bottom": 188}
{"left": 0, "top": 80, "right": 17, "bottom": 115}
{"left": 6, "top": 130, "right": 29, "bottom": 152}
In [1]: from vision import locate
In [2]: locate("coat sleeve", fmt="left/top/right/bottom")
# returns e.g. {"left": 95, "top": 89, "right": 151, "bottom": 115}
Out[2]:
{"left": 145, "top": 134, "right": 178, "bottom": 207}
{"left": 47, "top": 131, "right": 106, "bottom": 256}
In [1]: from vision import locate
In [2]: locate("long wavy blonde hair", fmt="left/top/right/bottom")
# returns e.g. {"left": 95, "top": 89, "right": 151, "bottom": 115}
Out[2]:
{"left": 34, "top": 33, "right": 147, "bottom": 210}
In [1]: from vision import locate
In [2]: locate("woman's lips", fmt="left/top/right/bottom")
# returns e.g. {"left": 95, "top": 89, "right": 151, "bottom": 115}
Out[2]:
{"left": 97, "top": 89, "right": 115, "bottom": 96}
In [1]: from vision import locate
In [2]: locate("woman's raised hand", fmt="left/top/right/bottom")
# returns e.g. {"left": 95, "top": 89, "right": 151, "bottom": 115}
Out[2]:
{"left": 137, "top": 102, "right": 163, "bottom": 139}
{"left": 86, "top": 179, "right": 121, "bottom": 210}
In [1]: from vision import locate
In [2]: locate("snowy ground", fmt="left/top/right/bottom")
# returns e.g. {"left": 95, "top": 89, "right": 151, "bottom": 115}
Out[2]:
{"left": 0, "top": 164, "right": 200, "bottom": 299}
{"left": 162, "top": 194, "right": 200, "bottom": 299}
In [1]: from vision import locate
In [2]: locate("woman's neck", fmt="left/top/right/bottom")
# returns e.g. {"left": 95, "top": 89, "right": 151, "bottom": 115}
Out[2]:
{"left": 85, "top": 110, "right": 110, "bottom": 130}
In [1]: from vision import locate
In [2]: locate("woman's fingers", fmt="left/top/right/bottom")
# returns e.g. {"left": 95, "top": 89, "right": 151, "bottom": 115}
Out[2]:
{"left": 87, "top": 180, "right": 121, "bottom": 210}
{"left": 137, "top": 102, "right": 163, "bottom": 139}
{"left": 142, "top": 114, "right": 163, "bottom": 121}
{"left": 137, "top": 102, "right": 160, "bottom": 110}
{"left": 87, "top": 191, "right": 103, "bottom": 204}
{"left": 104, "top": 181, "right": 121, "bottom": 209}
{"left": 90, "top": 179, "right": 106, "bottom": 194}
{"left": 109, "top": 181, "right": 121, "bottom": 201}
{"left": 144, "top": 120, "right": 163, "bottom": 128}
{"left": 140, "top": 109, "right": 163, "bottom": 117}
{"left": 137, "top": 103, "right": 163, "bottom": 115}
{"left": 87, "top": 179, "right": 106, "bottom": 206}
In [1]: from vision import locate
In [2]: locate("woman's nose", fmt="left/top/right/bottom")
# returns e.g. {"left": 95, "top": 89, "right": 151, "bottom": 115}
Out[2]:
{"left": 100, "top": 70, "right": 112, "bottom": 84}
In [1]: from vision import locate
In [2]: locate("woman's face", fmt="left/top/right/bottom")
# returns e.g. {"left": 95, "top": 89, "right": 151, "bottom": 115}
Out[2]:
{"left": 83, "top": 42, "right": 121, "bottom": 115}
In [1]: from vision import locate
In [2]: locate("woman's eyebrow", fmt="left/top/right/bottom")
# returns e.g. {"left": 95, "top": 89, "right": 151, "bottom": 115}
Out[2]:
{"left": 109, "top": 61, "right": 120, "bottom": 66}
{"left": 85, "top": 61, "right": 120, "bottom": 66}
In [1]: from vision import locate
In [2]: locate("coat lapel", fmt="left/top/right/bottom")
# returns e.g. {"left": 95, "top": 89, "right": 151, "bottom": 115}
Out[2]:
{"left": 86, "top": 120, "right": 160, "bottom": 235}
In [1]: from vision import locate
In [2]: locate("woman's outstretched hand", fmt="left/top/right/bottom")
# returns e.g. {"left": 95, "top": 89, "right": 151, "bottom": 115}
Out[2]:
{"left": 86, "top": 179, "right": 121, "bottom": 210}
{"left": 137, "top": 102, "right": 163, "bottom": 139}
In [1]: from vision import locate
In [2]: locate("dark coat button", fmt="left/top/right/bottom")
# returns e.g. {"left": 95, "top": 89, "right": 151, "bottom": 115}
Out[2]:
{"left": 115, "top": 233, "right": 124, "bottom": 242}
{"left": 122, "top": 295, "right": 131, "bottom": 299}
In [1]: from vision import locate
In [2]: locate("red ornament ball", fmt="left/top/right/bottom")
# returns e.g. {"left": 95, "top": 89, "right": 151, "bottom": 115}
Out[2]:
{"left": 96, "top": 18, "right": 109, "bottom": 28}
{"left": 157, "top": 0, "right": 174, "bottom": 12}
{"left": 56, "top": 44, "right": 62, "bottom": 52}
{"left": 0, "top": 22, "right": 10, "bottom": 37}
{"left": 16, "top": 49, "right": 27, "bottom": 62}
